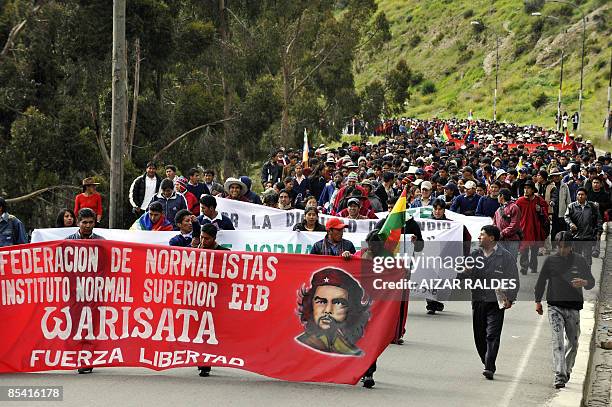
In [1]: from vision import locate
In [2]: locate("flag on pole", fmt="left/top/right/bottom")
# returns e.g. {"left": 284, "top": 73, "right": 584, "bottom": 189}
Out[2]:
{"left": 302, "top": 128, "right": 309, "bottom": 167}
{"left": 378, "top": 187, "right": 407, "bottom": 253}
{"left": 516, "top": 156, "right": 523, "bottom": 170}
{"left": 464, "top": 125, "right": 474, "bottom": 143}
{"left": 441, "top": 123, "right": 451, "bottom": 142}
{"left": 562, "top": 129, "right": 575, "bottom": 150}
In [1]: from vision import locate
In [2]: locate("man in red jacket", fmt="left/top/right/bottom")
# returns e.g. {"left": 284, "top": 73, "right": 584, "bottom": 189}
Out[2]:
{"left": 493, "top": 188, "right": 522, "bottom": 259}
{"left": 516, "top": 180, "right": 549, "bottom": 274}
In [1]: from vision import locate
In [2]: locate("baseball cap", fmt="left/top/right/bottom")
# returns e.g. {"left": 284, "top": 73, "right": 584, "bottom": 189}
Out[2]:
{"left": 420, "top": 181, "right": 432, "bottom": 190}
{"left": 326, "top": 218, "right": 348, "bottom": 230}
{"left": 347, "top": 197, "right": 361, "bottom": 206}
{"left": 464, "top": 180, "right": 476, "bottom": 189}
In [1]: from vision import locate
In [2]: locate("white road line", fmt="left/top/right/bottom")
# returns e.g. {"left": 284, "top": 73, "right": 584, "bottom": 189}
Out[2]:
{"left": 500, "top": 313, "right": 546, "bottom": 407}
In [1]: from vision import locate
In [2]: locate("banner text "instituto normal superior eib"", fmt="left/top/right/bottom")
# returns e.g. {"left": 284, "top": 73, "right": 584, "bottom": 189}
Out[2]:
{"left": 0, "top": 240, "right": 399, "bottom": 385}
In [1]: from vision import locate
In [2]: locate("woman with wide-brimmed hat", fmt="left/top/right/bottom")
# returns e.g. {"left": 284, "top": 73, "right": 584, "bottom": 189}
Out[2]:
{"left": 74, "top": 177, "right": 103, "bottom": 223}
{"left": 223, "top": 177, "right": 250, "bottom": 202}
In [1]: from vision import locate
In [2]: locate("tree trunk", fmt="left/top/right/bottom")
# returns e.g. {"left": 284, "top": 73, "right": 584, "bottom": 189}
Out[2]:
{"left": 109, "top": 0, "right": 127, "bottom": 228}
{"left": 280, "top": 60, "right": 291, "bottom": 145}
{"left": 126, "top": 37, "right": 141, "bottom": 161}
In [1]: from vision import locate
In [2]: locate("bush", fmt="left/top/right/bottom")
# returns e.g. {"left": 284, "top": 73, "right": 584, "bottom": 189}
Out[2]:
{"left": 472, "top": 22, "right": 485, "bottom": 34}
{"left": 514, "top": 42, "right": 529, "bottom": 58}
{"left": 524, "top": 0, "right": 544, "bottom": 14}
{"left": 432, "top": 32, "right": 444, "bottom": 46}
{"left": 421, "top": 80, "right": 437, "bottom": 95}
{"left": 532, "top": 92, "right": 548, "bottom": 109}
{"left": 409, "top": 35, "right": 422, "bottom": 48}
{"left": 457, "top": 49, "right": 474, "bottom": 64}
{"left": 555, "top": 4, "right": 574, "bottom": 17}
{"left": 463, "top": 9, "right": 474, "bottom": 19}
{"left": 410, "top": 72, "right": 424, "bottom": 86}
{"left": 530, "top": 19, "right": 545, "bottom": 44}
{"left": 595, "top": 59, "right": 606, "bottom": 71}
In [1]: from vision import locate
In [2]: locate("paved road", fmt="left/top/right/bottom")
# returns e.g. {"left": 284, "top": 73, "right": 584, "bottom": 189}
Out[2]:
{"left": 0, "top": 253, "right": 602, "bottom": 407}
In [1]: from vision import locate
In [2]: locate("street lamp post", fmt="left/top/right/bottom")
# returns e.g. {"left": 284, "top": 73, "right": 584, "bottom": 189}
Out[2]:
{"left": 543, "top": 0, "right": 586, "bottom": 130}
{"left": 471, "top": 21, "right": 499, "bottom": 121}
{"left": 531, "top": 13, "right": 564, "bottom": 131}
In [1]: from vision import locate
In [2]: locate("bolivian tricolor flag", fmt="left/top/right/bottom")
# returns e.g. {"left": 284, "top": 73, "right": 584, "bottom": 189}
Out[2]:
{"left": 378, "top": 187, "right": 407, "bottom": 253}
{"left": 441, "top": 123, "right": 451, "bottom": 142}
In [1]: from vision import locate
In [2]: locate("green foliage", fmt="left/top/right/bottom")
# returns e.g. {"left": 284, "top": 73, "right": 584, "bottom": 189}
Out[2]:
{"left": 421, "top": 80, "right": 436, "bottom": 95}
{"left": 514, "top": 41, "right": 529, "bottom": 58}
{"left": 524, "top": 0, "right": 544, "bottom": 14}
{"left": 409, "top": 34, "right": 421, "bottom": 47}
{"left": 463, "top": 9, "right": 474, "bottom": 19}
{"left": 531, "top": 92, "right": 548, "bottom": 110}
{"left": 360, "top": 80, "right": 386, "bottom": 124}
{"left": 385, "top": 59, "right": 412, "bottom": 110}
{"left": 471, "top": 22, "right": 485, "bottom": 34}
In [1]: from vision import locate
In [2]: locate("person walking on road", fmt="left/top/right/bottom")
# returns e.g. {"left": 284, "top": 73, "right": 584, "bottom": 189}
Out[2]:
{"left": 534, "top": 231, "right": 595, "bottom": 388}
{"left": 461, "top": 225, "right": 520, "bottom": 380}
{"left": 564, "top": 188, "right": 602, "bottom": 267}
{"left": 516, "top": 180, "right": 549, "bottom": 274}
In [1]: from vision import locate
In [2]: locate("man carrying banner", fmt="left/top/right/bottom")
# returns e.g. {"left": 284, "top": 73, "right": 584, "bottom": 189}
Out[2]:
{"left": 130, "top": 202, "right": 174, "bottom": 231}
{"left": 426, "top": 199, "right": 471, "bottom": 315}
{"left": 196, "top": 223, "right": 229, "bottom": 377}
{"left": 197, "top": 195, "right": 235, "bottom": 230}
{"left": 310, "top": 218, "right": 356, "bottom": 258}
{"left": 169, "top": 209, "right": 199, "bottom": 247}
{"left": 66, "top": 207, "right": 105, "bottom": 374}
{"left": 375, "top": 188, "right": 424, "bottom": 343}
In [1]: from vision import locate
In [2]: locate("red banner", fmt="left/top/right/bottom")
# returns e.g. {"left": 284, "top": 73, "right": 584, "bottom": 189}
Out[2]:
{"left": 0, "top": 240, "right": 399, "bottom": 385}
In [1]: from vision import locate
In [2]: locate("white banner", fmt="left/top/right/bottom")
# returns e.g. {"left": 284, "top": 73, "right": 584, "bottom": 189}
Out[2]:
{"left": 31, "top": 228, "right": 365, "bottom": 254}
{"left": 33, "top": 222, "right": 464, "bottom": 301}
{"left": 215, "top": 198, "right": 490, "bottom": 241}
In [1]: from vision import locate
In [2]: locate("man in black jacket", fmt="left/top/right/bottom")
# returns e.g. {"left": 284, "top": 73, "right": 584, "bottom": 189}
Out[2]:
{"left": 535, "top": 231, "right": 595, "bottom": 388}
{"left": 461, "top": 225, "right": 519, "bottom": 380}
{"left": 129, "top": 162, "right": 162, "bottom": 217}
{"left": 261, "top": 150, "right": 284, "bottom": 187}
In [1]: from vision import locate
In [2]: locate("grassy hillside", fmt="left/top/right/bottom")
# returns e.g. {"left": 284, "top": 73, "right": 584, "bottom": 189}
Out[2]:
{"left": 355, "top": 0, "right": 611, "bottom": 148}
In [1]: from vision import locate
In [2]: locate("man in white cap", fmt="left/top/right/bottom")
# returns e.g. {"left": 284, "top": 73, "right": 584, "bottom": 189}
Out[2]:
{"left": 450, "top": 180, "right": 482, "bottom": 216}
{"left": 410, "top": 181, "right": 433, "bottom": 208}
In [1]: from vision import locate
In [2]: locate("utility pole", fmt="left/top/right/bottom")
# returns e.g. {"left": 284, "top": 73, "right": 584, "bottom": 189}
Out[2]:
{"left": 494, "top": 34, "right": 499, "bottom": 122}
{"left": 607, "top": 48, "right": 611, "bottom": 140}
{"left": 109, "top": 0, "right": 127, "bottom": 228}
{"left": 557, "top": 50, "right": 564, "bottom": 132}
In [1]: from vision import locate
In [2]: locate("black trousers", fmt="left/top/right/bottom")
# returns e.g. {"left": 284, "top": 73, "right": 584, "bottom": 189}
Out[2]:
{"left": 472, "top": 301, "right": 505, "bottom": 373}
{"left": 519, "top": 245, "right": 539, "bottom": 273}
{"left": 573, "top": 240, "right": 594, "bottom": 267}
{"left": 364, "top": 360, "right": 377, "bottom": 376}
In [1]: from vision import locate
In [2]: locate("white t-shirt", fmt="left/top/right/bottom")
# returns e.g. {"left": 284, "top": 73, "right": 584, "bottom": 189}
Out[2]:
{"left": 142, "top": 176, "right": 158, "bottom": 210}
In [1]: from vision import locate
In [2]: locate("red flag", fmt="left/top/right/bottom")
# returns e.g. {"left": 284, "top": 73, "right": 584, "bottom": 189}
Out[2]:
{"left": 562, "top": 130, "right": 575, "bottom": 150}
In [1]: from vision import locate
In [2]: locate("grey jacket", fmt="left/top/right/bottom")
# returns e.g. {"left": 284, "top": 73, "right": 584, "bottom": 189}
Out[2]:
{"left": 556, "top": 182, "right": 571, "bottom": 219}
{"left": 564, "top": 201, "right": 602, "bottom": 240}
